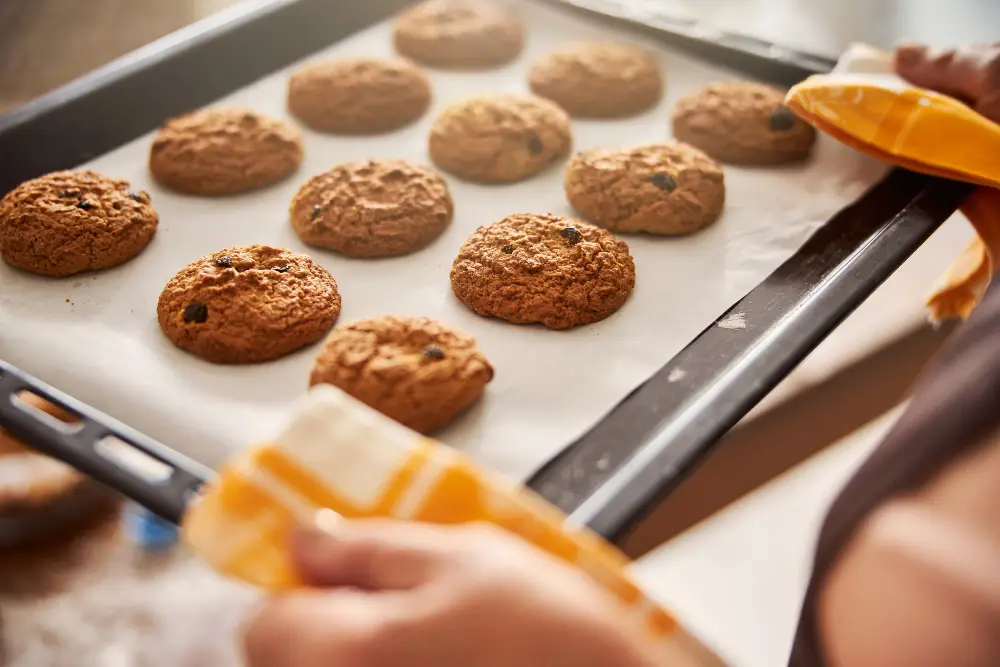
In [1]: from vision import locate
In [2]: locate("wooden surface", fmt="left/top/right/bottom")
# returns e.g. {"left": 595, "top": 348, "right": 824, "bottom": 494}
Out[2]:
{"left": 0, "top": 0, "right": 240, "bottom": 113}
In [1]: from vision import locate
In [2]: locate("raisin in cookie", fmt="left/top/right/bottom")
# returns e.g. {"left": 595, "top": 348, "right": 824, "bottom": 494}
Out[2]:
{"left": 451, "top": 213, "right": 635, "bottom": 329}
{"left": 529, "top": 42, "right": 663, "bottom": 118}
{"left": 290, "top": 160, "right": 452, "bottom": 258}
{"left": 393, "top": 0, "right": 524, "bottom": 69}
{"left": 565, "top": 142, "right": 725, "bottom": 235}
{"left": 0, "top": 170, "right": 158, "bottom": 277}
{"left": 287, "top": 57, "right": 431, "bottom": 135}
{"left": 149, "top": 107, "right": 303, "bottom": 195}
{"left": 157, "top": 245, "right": 340, "bottom": 364}
{"left": 310, "top": 315, "right": 494, "bottom": 433}
{"left": 429, "top": 94, "right": 572, "bottom": 183}
{"left": 671, "top": 82, "right": 816, "bottom": 165}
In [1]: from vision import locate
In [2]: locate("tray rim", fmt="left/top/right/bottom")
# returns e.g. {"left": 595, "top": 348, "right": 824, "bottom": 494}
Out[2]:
{"left": 0, "top": 0, "right": 968, "bottom": 543}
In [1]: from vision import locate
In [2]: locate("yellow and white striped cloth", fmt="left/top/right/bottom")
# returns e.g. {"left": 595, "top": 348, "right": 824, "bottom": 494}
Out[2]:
{"left": 785, "top": 45, "right": 1000, "bottom": 322}
{"left": 182, "top": 385, "right": 726, "bottom": 667}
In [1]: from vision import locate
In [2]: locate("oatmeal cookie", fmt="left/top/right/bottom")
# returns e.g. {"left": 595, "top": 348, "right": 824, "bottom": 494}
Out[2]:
{"left": 451, "top": 213, "right": 635, "bottom": 329}
{"left": 157, "top": 245, "right": 341, "bottom": 364}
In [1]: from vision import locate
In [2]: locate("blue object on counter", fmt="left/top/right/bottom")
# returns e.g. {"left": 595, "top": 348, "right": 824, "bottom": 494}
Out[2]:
{"left": 123, "top": 502, "right": 180, "bottom": 550}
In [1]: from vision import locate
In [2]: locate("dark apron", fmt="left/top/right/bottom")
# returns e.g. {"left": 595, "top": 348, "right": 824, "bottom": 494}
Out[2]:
{"left": 788, "top": 279, "right": 1000, "bottom": 666}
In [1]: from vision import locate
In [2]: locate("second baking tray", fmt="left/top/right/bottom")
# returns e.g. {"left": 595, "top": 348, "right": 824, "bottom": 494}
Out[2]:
{"left": 0, "top": 0, "right": 970, "bottom": 540}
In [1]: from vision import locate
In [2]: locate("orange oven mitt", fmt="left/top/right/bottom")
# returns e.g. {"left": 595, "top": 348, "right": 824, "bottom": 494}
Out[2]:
{"left": 785, "top": 50, "right": 1000, "bottom": 322}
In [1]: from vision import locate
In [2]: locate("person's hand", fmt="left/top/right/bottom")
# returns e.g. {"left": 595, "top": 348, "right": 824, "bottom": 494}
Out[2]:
{"left": 893, "top": 42, "right": 1000, "bottom": 122}
{"left": 242, "top": 518, "right": 663, "bottom": 667}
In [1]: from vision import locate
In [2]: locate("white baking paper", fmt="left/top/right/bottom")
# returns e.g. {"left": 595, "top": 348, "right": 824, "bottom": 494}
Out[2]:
{"left": 0, "top": 0, "right": 890, "bottom": 481}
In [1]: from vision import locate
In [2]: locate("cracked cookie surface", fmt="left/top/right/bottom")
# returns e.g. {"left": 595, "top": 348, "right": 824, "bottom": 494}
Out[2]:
{"left": 310, "top": 315, "right": 494, "bottom": 433}
{"left": 149, "top": 107, "right": 303, "bottom": 195}
{"left": 565, "top": 142, "right": 725, "bottom": 235}
{"left": 0, "top": 170, "right": 158, "bottom": 277}
{"left": 529, "top": 42, "right": 663, "bottom": 118}
{"left": 287, "top": 57, "right": 432, "bottom": 135}
{"left": 393, "top": 0, "right": 524, "bottom": 69}
{"left": 451, "top": 213, "right": 635, "bottom": 329}
{"left": 671, "top": 82, "right": 816, "bottom": 165}
{"left": 290, "top": 160, "right": 453, "bottom": 258}
{"left": 429, "top": 94, "right": 572, "bottom": 183}
{"left": 157, "top": 245, "right": 341, "bottom": 364}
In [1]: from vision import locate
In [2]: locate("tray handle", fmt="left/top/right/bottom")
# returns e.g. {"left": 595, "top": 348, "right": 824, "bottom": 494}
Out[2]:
{"left": 0, "top": 359, "right": 211, "bottom": 524}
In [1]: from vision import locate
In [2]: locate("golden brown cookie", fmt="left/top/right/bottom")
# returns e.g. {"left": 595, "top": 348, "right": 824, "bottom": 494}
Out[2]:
{"left": 451, "top": 213, "right": 635, "bottom": 329}
{"left": 287, "top": 57, "right": 431, "bottom": 135}
{"left": 149, "top": 107, "right": 303, "bottom": 196}
{"left": 671, "top": 82, "right": 816, "bottom": 165}
{"left": 0, "top": 170, "right": 158, "bottom": 277}
{"left": 564, "top": 142, "right": 725, "bottom": 235}
{"left": 157, "top": 245, "right": 341, "bottom": 364}
{"left": 393, "top": 0, "right": 524, "bottom": 70}
{"left": 290, "top": 160, "right": 453, "bottom": 258}
{"left": 528, "top": 42, "right": 663, "bottom": 118}
{"left": 429, "top": 94, "right": 572, "bottom": 183}
{"left": 310, "top": 315, "right": 494, "bottom": 433}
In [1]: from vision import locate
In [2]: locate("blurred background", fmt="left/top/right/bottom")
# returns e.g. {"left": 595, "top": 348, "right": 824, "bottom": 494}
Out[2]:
{"left": 2, "top": 0, "right": 998, "bottom": 114}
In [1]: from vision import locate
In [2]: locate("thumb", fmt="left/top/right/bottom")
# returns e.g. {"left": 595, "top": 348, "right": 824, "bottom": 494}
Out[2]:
{"left": 894, "top": 43, "right": 1000, "bottom": 122}
{"left": 291, "top": 515, "right": 455, "bottom": 591}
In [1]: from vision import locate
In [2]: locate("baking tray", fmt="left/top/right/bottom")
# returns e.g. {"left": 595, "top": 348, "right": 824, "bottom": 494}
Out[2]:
{"left": 0, "top": 0, "right": 971, "bottom": 545}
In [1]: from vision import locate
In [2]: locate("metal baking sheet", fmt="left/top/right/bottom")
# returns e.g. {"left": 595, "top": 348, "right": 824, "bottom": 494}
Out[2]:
{"left": 0, "top": 0, "right": 895, "bottom": 486}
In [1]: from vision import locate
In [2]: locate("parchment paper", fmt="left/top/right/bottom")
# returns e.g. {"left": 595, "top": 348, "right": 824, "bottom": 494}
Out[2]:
{"left": 0, "top": 0, "right": 889, "bottom": 481}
